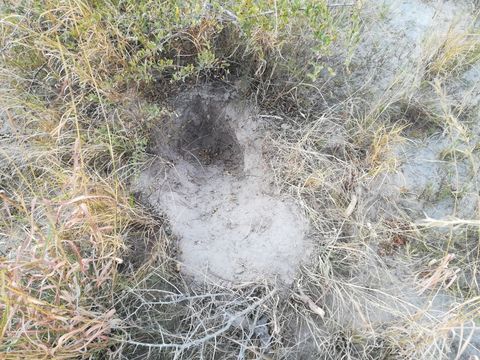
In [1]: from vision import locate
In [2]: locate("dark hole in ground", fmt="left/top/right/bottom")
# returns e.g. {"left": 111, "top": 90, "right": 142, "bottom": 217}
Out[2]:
{"left": 177, "top": 95, "right": 243, "bottom": 172}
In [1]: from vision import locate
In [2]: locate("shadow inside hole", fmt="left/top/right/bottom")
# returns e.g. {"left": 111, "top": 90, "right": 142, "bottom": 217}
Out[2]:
{"left": 177, "top": 96, "right": 243, "bottom": 172}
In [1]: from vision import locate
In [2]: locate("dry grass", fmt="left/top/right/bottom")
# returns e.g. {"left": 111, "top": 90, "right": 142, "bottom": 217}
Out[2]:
{"left": 425, "top": 23, "right": 480, "bottom": 78}
{"left": 0, "top": 0, "right": 355, "bottom": 358}
{"left": 264, "top": 3, "right": 480, "bottom": 356}
{"left": 1, "top": 0, "right": 480, "bottom": 359}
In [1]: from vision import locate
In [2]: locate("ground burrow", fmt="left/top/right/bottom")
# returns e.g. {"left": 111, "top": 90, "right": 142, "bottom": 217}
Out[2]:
{"left": 136, "top": 87, "right": 310, "bottom": 285}
{"left": 176, "top": 95, "right": 243, "bottom": 173}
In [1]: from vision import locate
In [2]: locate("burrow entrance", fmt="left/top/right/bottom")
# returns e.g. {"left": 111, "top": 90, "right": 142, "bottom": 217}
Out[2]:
{"left": 176, "top": 95, "right": 243, "bottom": 172}
{"left": 138, "top": 87, "right": 309, "bottom": 284}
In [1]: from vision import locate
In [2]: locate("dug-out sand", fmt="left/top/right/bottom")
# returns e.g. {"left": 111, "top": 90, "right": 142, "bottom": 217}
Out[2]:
{"left": 135, "top": 86, "right": 310, "bottom": 284}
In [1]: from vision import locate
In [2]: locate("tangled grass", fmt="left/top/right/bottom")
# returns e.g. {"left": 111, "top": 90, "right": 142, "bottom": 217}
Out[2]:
{"left": 0, "top": 1, "right": 355, "bottom": 358}
{"left": 1, "top": 0, "right": 480, "bottom": 359}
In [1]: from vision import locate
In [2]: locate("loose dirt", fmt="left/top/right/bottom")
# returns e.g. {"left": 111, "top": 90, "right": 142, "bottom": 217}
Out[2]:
{"left": 135, "top": 86, "right": 310, "bottom": 284}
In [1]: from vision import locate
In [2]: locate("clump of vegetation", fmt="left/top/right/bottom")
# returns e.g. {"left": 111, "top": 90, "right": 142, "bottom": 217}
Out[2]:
{"left": 0, "top": 0, "right": 354, "bottom": 358}
{"left": 2, "top": 0, "right": 480, "bottom": 359}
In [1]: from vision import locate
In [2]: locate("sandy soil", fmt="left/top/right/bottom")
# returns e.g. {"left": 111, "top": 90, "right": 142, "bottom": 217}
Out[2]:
{"left": 135, "top": 87, "right": 310, "bottom": 284}
{"left": 345, "top": 0, "right": 480, "bottom": 357}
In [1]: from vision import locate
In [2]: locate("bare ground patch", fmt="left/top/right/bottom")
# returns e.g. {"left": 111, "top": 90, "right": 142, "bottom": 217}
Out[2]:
{"left": 135, "top": 86, "right": 310, "bottom": 284}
